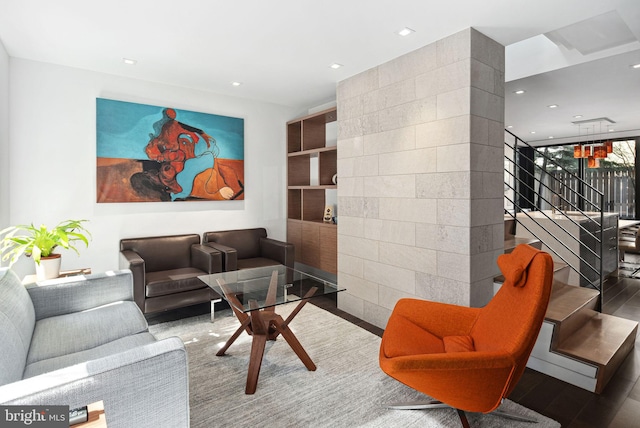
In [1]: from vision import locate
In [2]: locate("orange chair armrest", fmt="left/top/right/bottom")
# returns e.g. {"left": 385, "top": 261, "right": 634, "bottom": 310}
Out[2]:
{"left": 380, "top": 351, "right": 517, "bottom": 414}
{"left": 384, "top": 351, "right": 515, "bottom": 372}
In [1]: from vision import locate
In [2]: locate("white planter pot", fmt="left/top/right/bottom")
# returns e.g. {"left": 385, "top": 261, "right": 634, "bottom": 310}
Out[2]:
{"left": 36, "top": 254, "right": 61, "bottom": 280}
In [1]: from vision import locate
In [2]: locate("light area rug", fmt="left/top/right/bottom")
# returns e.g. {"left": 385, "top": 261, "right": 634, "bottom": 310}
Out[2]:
{"left": 149, "top": 303, "right": 560, "bottom": 428}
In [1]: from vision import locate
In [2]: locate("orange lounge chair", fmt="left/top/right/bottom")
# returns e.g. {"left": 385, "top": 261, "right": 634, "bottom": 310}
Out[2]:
{"left": 379, "top": 244, "right": 554, "bottom": 427}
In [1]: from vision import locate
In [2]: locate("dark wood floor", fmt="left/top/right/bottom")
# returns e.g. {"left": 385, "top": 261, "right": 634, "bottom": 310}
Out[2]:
{"left": 314, "top": 266, "right": 640, "bottom": 428}
{"left": 303, "top": 259, "right": 640, "bottom": 428}
{"left": 148, "top": 259, "right": 640, "bottom": 428}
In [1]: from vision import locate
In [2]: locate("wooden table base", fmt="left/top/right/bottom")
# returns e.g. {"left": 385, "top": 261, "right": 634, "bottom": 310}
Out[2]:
{"left": 216, "top": 271, "right": 318, "bottom": 394}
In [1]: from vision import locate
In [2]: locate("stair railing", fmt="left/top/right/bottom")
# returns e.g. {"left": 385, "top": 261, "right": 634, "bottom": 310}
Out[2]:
{"left": 504, "top": 130, "right": 605, "bottom": 310}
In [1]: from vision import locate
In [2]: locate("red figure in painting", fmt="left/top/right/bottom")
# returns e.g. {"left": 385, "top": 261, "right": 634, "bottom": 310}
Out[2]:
{"left": 145, "top": 108, "right": 214, "bottom": 194}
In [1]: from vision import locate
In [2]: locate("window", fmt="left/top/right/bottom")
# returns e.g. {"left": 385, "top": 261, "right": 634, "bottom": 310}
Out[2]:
{"left": 532, "top": 140, "right": 636, "bottom": 219}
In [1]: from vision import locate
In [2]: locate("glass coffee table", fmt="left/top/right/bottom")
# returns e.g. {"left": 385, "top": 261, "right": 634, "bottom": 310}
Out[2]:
{"left": 198, "top": 265, "right": 344, "bottom": 394}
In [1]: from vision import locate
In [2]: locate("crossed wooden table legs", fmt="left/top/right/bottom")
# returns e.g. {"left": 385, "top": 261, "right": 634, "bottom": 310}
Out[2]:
{"left": 216, "top": 271, "right": 318, "bottom": 394}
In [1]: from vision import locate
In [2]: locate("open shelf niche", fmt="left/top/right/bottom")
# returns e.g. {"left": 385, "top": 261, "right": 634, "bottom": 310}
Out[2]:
{"left": 286, "top": 107, "right": 337, "bottom": 274}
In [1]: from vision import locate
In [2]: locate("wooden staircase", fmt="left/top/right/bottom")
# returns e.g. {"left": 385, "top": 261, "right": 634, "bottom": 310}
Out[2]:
{"left": 501, "top": 238, "right": 638, "bottom": 394}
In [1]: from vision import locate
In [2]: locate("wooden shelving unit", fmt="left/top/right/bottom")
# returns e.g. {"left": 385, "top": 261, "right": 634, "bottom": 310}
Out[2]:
{"left": 286, "top": 107, "right": 337, "bottom": 274}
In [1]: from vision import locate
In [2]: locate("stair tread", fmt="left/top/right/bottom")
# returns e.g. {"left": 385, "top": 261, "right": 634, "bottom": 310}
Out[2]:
{"left": 555, "top": 312, "right": 638, "bottom": 366}
{"left": 546, "top": 281, "right": 600, "bottom": 323}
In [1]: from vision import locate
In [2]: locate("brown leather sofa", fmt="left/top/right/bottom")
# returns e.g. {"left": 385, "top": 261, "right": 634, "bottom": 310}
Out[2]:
{"left": 202, "top": 228, "right": 294, "bottom": 271}
{"left": 119, "top": 234, "right": 222, "bottom": 315}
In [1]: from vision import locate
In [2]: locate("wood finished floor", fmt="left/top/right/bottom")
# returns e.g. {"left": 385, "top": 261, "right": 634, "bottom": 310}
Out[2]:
{"left": 148, "top": 259, "right": 640, "bottom": 428}
{"left": 315, "top": 268, "right": 640, "bottom": 428}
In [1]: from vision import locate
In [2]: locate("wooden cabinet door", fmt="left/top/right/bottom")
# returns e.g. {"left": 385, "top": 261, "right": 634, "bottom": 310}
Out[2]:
{"left": 287, "top": 220, "right": 302, "bottom": 262}
{"left": 301, "top": 222, "right": 320, "bottom": 267}
{"left": 319, "top": 225, "right": 337, "bottom": 274}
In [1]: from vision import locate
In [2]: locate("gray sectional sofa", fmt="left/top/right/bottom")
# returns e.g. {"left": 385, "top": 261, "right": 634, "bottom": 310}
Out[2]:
{"left": 0, "top": 268, "right": 190, "bottom": 428}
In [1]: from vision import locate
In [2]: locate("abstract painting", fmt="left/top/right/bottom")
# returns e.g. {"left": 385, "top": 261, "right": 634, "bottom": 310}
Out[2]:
{"left": 96, "top": 98, "right": 244, "bottom": 202}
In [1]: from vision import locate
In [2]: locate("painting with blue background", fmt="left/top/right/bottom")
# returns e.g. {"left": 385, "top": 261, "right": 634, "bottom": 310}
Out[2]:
{"left": 96, "top": 98, "right": 245, "bottom": 202}
{"left": 96, "top": 98, "right": 244, "bottom": 161}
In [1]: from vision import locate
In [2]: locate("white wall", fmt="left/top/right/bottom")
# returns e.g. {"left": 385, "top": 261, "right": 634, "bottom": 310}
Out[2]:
{"left": 8, "top": 59, "right": 297, "bottom": 277}
{"left": 0, "top": 40, "right": 9, "bottom": 229}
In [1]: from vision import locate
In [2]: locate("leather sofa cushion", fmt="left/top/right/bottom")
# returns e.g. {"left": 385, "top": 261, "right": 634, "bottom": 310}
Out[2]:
{"left": 237, "top": 257, "right": 282, "bottom": 270}
{"left": 145, "top": 268, "right": 207, "bottom": 297}
{"left": 205, "top": 228, "right": 267, "bottom": 260}
{"left": 120, "top": 234, "right": 200, "bottom": 272}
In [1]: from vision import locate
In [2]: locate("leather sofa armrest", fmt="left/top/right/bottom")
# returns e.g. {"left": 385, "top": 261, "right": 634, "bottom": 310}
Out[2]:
{"left": 203, "top": 242, "right": 238, "bottom": 271}
{"left": 260, "top": 237, "right": 295, "bottom": 268}
{"left": 191, "top": 244, "right": 222, "bottom": 274}
{"left": 120, "top": 250, "right": 146, "bottom": 311}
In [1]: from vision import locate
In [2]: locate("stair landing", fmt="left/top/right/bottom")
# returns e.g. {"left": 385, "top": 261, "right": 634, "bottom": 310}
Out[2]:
{"left": 532, "top": 280, "right": 638, "bottom": 394}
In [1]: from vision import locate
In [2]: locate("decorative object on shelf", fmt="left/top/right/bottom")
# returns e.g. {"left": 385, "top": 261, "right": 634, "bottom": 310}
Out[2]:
{"left": 332, "top": 174, "right": 337, "bottom": 185}
{"left": 0, "top": 219, "right": 91, "bottom": 280}
{"left": 96, "top": 98, "right": 245, "bottom": 203}
{"left": 323, "top": 205, "right": 334, "bottom": 223}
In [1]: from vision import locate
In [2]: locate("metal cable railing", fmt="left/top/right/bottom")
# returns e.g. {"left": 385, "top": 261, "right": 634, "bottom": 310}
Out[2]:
{"left": 504, "top": 130, "right": 605, "bottom": 310}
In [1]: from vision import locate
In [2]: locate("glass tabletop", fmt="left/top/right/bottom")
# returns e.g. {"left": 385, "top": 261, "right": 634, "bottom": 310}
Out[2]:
{"left": 198, "top": 265, "right": 344, "bottom": 313}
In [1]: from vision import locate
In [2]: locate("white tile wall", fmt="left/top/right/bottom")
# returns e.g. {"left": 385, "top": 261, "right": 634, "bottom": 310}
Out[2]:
{"left": 337, "top": 28, "right": 504, "bottom": 329}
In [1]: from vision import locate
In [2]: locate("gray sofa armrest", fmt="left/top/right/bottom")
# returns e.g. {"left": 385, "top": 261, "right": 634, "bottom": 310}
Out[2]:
{"left": 203, "top": 241, "right": 238, "bottom": 271}
{"left": 119, "top": 250, "right": 146, "bottom": 311}
{"left": 191, "top": 244, "right": 222, "bottom": 274}
{"left": 27, "top": 270, "right": 135, "bottom": 321}
{"left": 260, "top": 237, "right": 295, "bottom": 268}
{"left": 0, "top": 337, "right": 189, "bottom": 428}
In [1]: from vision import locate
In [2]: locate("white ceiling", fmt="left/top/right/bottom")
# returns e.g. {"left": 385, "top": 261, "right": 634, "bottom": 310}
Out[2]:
{"left": 0, "top": 0, "right": 639, "bottom": 144}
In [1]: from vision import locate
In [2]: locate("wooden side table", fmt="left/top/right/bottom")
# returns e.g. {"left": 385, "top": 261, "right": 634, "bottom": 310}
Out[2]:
{"left": 72, "top": 401, "right": 107, "bottom": 427}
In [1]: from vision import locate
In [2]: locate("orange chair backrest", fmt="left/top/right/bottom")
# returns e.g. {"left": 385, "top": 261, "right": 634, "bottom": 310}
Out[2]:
{"left": 470, "top": 245, "right": 554, "bottom": 396}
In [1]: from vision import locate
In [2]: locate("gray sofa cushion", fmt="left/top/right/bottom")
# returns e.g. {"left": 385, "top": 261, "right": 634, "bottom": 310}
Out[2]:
{"left": 23, "top": 332, "right": 157, "bottom": 378}
{"left": 27, "top": 301, "right": 148, "bottom": 365}
{"left": 0, "top": 269, "right": 36, "bottom": 385}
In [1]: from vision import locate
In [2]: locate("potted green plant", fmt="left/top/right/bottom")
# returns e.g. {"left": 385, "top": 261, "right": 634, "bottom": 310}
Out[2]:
{"left": 0, "top": 219, "right": 91, "bottom": 280}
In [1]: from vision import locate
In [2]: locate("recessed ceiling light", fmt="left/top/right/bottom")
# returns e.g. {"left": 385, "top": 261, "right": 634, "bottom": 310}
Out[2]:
{"left": 548, "top": 104, "right": 558, "bottom": 109}
{"left": 231, "top": 81, "right": 242, "bottom": 87}
{"left": 122, "top": 58, "right": 137, "bottom": 65}
{"left": 513, "top": 90, "right": 526, "bottom": 95}
{"left": 632, "top": 63, "right": 640, "bottom": 69}
{"left": 609, "top": 128, "right": 615, "bottom": 132}
{"left": 548, "top": 136, "right": 554, "bottom": 139}
{"left": 329, "top": 63, "right": 343, "bottom": 69}
{"left": 574, "top": 115, "right": 583, "bottom": 119}
{"left": 530, "top": 131, "right": 536, "bottom": 134}
{"left": 396, "top": 27, "right": 415, "bottom": 37}
{"left": 507, "top": 125, "right": 513, "bottom": 129}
